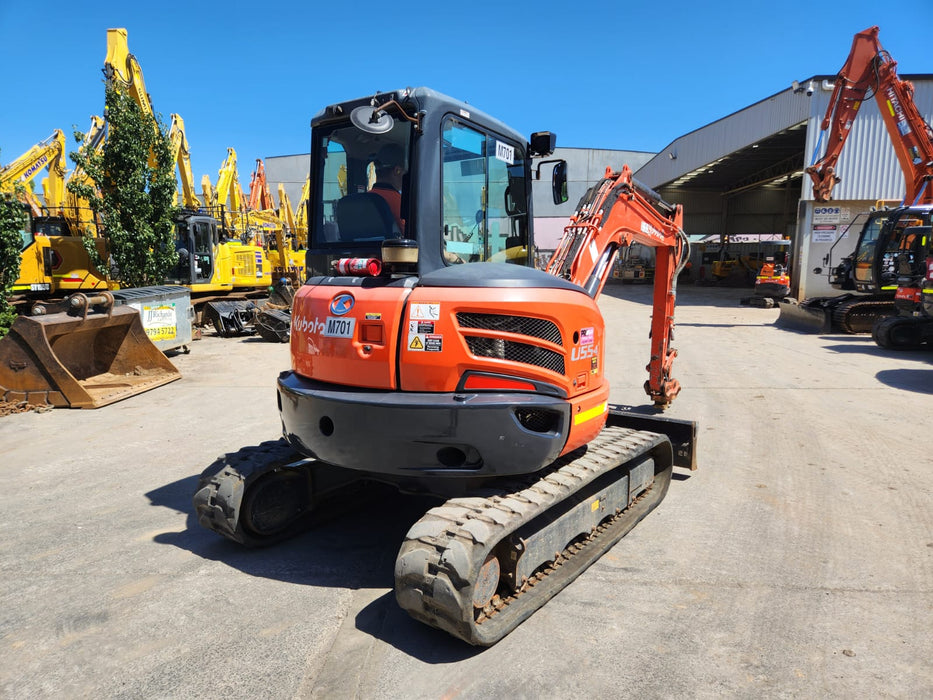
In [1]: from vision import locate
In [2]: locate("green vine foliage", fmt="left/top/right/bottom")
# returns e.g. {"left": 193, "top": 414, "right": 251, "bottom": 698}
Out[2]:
{"left": 0, "top": 187, "right": 28, "bottom": 337}
{"left": 68, "top": 85, "right": 177, "bottom": 288}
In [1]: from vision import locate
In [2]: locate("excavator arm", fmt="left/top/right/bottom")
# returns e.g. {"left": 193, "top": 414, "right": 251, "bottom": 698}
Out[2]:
{"left": 169, "top": 114, "right": 202, "bottom": 210}
{"left": 806, "top": 26, "right": 933, "bottom": 204}
{"left": 103, "top": 28, "right": 154, "bottom": 118}
{"left": 546, "top": 165, "right": 689, "bottom": 406}
{"left": 215, "top": 148, "right": 244, "bottom": 215}
{"left": 247, "top": 159, "right": 276, "bottom": 211}
{"left": 293, "top": 175, "right": 310, "bottom": 248}
{"left": 0, "top": 130, "right": 68, "bottom": 215}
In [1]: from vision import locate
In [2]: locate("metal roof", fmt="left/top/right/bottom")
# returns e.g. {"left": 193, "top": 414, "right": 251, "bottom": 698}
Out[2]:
{"left": 636, "top": 75, "right": 933, "bottom": 201}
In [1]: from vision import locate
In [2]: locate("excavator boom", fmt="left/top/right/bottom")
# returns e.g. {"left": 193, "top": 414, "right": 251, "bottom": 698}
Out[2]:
{"left": 806, "top": 26, "right": 933, "bottom": 205}
{"left": 0, "top": 130, "right": 68, "bottom": 216}
{"left": 547, "top": 165, "right": 688, "bottom": 405}
{"left": 169, "top": 114, "right": 202, "bottom": 210}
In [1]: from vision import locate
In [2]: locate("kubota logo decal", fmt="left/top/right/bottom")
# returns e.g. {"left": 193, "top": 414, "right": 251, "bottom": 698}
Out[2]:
{"left": 329, "top": 293, "right": 354, "bottom": 316}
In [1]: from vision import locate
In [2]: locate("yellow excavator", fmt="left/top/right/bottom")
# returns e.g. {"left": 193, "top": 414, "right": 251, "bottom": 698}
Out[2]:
{"left": 245, "top": 159, "right": 305, "bottom": 283}
{"left": 3, "top": 131, "right": 69, "bottom": 297}
{"left": 0, "top": 30, "right": 181, "bottom": 408}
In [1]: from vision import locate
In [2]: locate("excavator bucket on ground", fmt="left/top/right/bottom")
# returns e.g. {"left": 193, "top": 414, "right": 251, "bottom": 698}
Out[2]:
{"left": 0, "top": 293, "right": 180, "bottom": 409}
{"left": 774, "top": 297, "right": 834, "bottom": 333}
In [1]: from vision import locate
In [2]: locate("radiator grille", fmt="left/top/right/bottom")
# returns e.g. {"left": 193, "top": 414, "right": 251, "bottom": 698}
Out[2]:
{"left": 456, "top": 313, "right": 562, "bottom": 345}
{"left": 464, "top": 337, "right": 565, "bottom": 375}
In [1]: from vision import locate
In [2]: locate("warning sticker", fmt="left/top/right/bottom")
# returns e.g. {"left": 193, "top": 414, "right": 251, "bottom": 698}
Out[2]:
{"left": 411, "top": 321, "right": 435, "bottom": 334}
{"left": 410, "top": 303, "right": 440, "bottom": 321}
{"left": 408, "top": 333, "right": 443, "bottom": 351}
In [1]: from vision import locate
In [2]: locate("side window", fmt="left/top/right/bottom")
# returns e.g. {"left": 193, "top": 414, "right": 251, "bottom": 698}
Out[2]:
{"left": 487, "top": 145, "right": 527, "bottom": 260}
{"left": 442, "top": 119, "right": 528, "bottom": 264}
{"left": 442, "top": 120, "right": 486, "bottom": 261}
{"left": 321, "top": 140, "right": 348, "bottom": 241}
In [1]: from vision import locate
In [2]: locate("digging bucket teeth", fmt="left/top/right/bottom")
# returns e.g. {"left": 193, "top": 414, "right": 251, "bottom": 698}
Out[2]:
{"left": 0, "top": 292, "right": 181, "bottom": 409}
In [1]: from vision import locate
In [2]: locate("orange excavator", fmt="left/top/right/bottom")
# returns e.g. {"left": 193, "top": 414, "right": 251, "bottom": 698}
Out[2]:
{"left": 194, "top": 87, "right": 696, "bottom": 645}
{"left": 779, "top": 26, "right": 933, "bottom": 334}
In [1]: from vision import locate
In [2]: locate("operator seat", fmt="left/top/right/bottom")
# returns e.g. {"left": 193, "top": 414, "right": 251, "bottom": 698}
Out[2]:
{"left": 336, "top": 192, "right": 400, "bottom": 242}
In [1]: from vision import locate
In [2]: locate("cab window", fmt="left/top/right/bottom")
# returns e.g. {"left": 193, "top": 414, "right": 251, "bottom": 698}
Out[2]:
{"left": 441, "top": 118, "right": 528, "bottom": 264}
{"left": 315, "top": 120, "right": 411, "bottom": 246}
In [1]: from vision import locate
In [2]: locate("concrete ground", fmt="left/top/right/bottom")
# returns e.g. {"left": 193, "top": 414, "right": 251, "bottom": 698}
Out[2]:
{"left": 0, "top": 284, "right": 930, "bottom": 699}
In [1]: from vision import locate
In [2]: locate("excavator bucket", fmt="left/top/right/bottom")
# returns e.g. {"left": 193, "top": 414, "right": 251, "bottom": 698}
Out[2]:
{"left": 0, "top": 293, "right": 180, "bottom": 409}
{"left": 774, "top": 297, "right": 833, "bottom": 333}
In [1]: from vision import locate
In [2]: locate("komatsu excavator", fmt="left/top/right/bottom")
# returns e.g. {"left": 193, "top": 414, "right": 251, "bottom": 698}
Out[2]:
{"left": 3, "top": 131, "right": 68, "bottom": 296}
{"left": 778, "top": 26, "right": 933, "bottom": 333}
{"left": 194, "top": 87, "right": 696, "bottom": 645}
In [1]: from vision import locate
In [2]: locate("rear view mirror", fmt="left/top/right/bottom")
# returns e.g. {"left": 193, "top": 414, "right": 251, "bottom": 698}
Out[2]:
{"left": 552, "top": 160, "right": 568, "bottom": 205}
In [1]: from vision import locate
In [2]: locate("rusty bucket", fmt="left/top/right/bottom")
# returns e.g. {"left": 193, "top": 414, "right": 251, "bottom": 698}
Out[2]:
{"left": 0, "top": 293, "right": 181, "bottom": 409}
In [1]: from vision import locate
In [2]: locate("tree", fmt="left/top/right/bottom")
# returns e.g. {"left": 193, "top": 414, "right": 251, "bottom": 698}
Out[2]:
{"left": 68, "top": 85, "right": 177, "bottom": 288}
{"left": 0, "top": 182, "right": 28, "bottom": 337}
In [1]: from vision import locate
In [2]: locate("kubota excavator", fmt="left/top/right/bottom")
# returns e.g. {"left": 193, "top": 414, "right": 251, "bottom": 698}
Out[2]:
{"left": 194, "top": 87, "right": 696, "bottom": 646}
{"left": 778, "top": 26, "right": 933, "bottom": 334}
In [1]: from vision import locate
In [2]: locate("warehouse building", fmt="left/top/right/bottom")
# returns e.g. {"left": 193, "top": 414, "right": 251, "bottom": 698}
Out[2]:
{"left": 267, "top": 75, "right": 933, "bottom": 299}
{"left": 635, "top": 75, "right": 933, "bottom": 299}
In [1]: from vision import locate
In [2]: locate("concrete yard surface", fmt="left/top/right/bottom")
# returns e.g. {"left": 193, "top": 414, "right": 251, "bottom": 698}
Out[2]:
{"left": 0, "top": 284, "right": 931, "bottom": 698}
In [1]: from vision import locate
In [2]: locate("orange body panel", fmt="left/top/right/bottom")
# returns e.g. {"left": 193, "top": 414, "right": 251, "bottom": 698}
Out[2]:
{"left": 290, "top": 280, "right": 612, "bottom": 457}
{"left": 291, "top": 283, "right": 409, "bottom": 390}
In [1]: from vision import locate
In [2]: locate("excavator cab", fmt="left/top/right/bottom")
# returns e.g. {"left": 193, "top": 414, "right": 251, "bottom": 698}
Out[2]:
{"left": 168, "top": 214, "right": 219, "bottom": 287}
{"left": 859, "top": 211, "right": 931, "bottom": 293}
{"left": 305, "top": 88, "right": 555, "bottom": 277}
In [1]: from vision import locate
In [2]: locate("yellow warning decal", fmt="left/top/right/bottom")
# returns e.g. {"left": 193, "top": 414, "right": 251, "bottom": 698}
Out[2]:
{"left": 591, "top": 499, "right": 600, "bottom": 512}
{"left": 574, "top": 401, "right": 608, "bottom": 426}
{"left": 409, "top": 335, "right": 424, "bottom": 350}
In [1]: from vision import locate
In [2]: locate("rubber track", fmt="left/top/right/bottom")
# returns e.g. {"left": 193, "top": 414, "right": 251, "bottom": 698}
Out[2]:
{"left": 832, "top": 298, "right": 895, "bottom": 334}
{"left": 395, "top": 426, "right": 673, "bottom": 646}
{"left": 192, "top": 439, "right": 309, "bottom": 547}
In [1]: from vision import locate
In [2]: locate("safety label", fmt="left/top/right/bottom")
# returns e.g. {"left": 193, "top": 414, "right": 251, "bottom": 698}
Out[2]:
{"left": 408, "top": 333, "right": 443, "bottom": 351}
{"left": 410, "top": 303, "right": 440, "bottom": 321}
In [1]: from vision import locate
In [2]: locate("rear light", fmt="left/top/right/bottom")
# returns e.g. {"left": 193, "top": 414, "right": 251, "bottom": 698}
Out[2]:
{"left": 360, "top": 322, "right": 384, "bottom": 344}
{"left": 462, "top": 374, "right": 537, "bottom": 391}
{"left": 457, "top": 371, "right": 565, "bottom": 397}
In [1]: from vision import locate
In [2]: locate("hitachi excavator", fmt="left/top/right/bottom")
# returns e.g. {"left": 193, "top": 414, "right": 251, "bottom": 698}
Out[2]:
{"left": 194, "top": 87, "right": 696, "bottom": 645}
{"left": 778, "top": 26, "right": 933, "bottom": 334}
{"left": 871, "top": 209, "right": 933, "bottom": 348}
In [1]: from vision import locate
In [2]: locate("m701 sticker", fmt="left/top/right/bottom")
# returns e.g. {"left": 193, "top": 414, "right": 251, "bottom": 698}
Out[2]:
{"left": 323, "top": 316, "right": 355, "bottom": 338}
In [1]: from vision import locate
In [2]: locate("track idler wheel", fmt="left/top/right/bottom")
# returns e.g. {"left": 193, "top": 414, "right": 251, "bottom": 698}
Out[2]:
{"left": 873, "top": 316, "right": 923, "bottom": 350}
{"left": 472, "top": 555, "right": 501, "bottom": 610}
{"left": 241, "top": 469, "right": 310, "bottom": 539}
{"left": 193, "top": 439, "right": 314, "bottom": 547}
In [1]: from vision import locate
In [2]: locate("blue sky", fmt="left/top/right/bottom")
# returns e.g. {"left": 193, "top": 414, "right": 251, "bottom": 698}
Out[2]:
{"left": 1, "top": 2, "right": 929, "bottom": 192}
